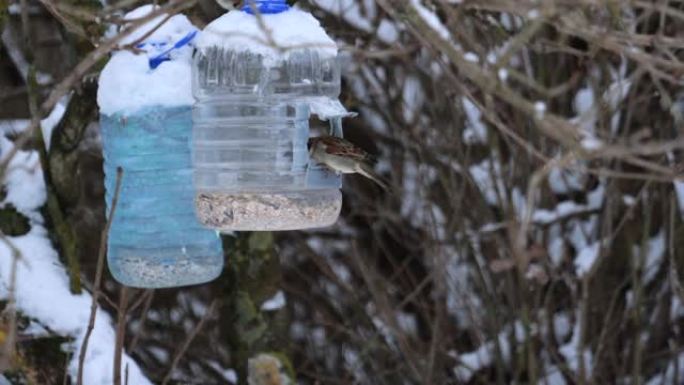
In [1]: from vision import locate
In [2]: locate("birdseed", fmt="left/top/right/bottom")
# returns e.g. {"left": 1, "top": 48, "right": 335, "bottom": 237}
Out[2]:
{"left": 110, "top": 255, "right": 221, "bottom": 288}
{"left": 195, "top": 190, "right": 342, "bottom": 231}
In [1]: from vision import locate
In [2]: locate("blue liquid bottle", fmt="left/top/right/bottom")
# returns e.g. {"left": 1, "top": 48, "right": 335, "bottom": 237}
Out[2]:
{"left": 98, "top": 6, "right": 223, "bottom": 287}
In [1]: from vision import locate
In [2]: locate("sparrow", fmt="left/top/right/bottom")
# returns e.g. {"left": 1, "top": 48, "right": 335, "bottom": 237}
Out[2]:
{"left": 308, "top": 135, "right": 388, "bottom": 190}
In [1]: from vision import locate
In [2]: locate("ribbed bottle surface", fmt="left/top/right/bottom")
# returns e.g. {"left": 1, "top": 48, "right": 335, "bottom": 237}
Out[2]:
{"left": 192, "top": 48, "right": 343, "bottom": 231}
{"left": 101, "top": 106, "right": 224, "bottom": 287}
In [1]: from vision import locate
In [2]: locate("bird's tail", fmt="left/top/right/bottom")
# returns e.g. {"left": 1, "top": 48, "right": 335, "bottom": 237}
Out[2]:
{"left": 357, "top": 163, "right": 390, "bottom": 190}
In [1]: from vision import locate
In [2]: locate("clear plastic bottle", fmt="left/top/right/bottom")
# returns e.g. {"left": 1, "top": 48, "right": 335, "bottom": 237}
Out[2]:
{"left": 98, "top": 6, "right": 223, "bottom": 288}
{"left": 192, "top": 0, "right": 348, "bottom": 231}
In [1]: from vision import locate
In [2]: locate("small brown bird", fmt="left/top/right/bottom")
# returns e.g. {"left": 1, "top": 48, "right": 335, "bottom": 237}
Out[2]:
{"left": 308, "top": 135, "right": 388, "bottom": 190}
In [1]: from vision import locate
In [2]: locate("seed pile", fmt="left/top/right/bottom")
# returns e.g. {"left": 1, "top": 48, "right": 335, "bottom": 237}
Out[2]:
{"left": 195, "top": 191, "right": 342, "bottom": 231}
{"left": 114, "top": 255, "right": 219, "bottom": 288}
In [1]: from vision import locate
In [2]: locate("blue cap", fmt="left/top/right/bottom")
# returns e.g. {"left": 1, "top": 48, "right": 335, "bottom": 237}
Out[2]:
{"left": 242, "top": 0, "right": 289, "bottom": 14}
{"left": 144, "top": 30, "right": 198, "bottom": 69}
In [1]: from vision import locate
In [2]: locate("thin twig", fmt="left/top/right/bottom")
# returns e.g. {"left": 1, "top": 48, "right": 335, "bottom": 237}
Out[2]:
{"left": 37, "top": 0, "right": 89, "bottom": 40}
{"left": 127, "top": 289, "right": 153, "bottom": 314}
{"left": 113, "top": 286, "right": 130, "bottom": 385}
{"left": 77, "top": 167, "right": 123, "bottom": 385}
{"left": 127, "top": 290, "right": 155, "bottom": 353}
{"left": 160, "top": 299, "right": 220, "bottom": 385}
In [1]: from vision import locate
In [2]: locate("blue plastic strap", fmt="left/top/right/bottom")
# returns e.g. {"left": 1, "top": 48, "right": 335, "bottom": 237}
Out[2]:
{"left": 242, "top": 0, "right": 289, "bottom": 14}
{"left": 146, "top": 30, "right": 198, "bottom": 69}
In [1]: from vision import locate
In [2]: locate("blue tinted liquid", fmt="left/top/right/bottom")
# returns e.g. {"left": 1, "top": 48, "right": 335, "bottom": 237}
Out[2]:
{"left": 101, "top": 106, "right": 223, "bottom": 288}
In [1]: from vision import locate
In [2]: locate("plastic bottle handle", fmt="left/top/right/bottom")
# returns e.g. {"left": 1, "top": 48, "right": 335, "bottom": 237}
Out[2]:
{"left": 148, "top": 30, "right": 198, "bottom": 69}
{"left": 242, "top": 0, "right": 289, "bottom": 14}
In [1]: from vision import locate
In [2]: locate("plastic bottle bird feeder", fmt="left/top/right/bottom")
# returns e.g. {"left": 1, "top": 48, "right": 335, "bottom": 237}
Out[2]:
{"left": 192, "top": 0, "right": 352, "bottom": 231}
{"left": 98, "top": 6, "right": 223, "bottom": 288}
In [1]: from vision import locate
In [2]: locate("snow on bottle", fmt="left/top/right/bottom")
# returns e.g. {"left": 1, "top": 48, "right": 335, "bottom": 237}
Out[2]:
{"left": 97, "top": 5, "right": 223, "bottom": 288}
{"left": 192, "top": 0, "right": 352, "bottom": 231}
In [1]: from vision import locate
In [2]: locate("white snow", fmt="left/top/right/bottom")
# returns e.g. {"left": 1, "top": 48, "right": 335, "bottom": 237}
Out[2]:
{"left": 571, "top": 63, "right": 630, "bottom": 137}
{"left": 587, "top": 183, "right": 605, "bottom": 208}
{"left": 7, "top": 3, "right": 21, "bottom": 14}
{"left": 196, "top": 8, "right": 337, "bottom": 64}
{"left": 0, "top": 97, "right": 67, "bottom": 151}
{"left": 462, "top": 97, "right": 487, "bottom": 144}
{"left": 360, "top": 107, "right": 389, "bottom": 134}
{"left": 559, "top": 313, "right": 593, "bottom": 376}
{"left": 642, "top": 231, "right": 665, "bottom": 283}
{"left": 261, "top": 290, "right": 286, "bottom": 311}
{"left": 671, "top": 296, "right": 684, "bottom": 321}
{"left": 580, "top": 137, "right": 603, "bottom": 151}
{"left": 675, "top": 181, "right": 684, "bottom": 219}
{"left": 402, "top": 75, "right": 424, "bottom": 123}
{"left": 534, "top": 101, "right": 546, "bottom": 118}
{"left": 574, "top": 87, "right": 594, "bottom": 118}
{"left": 574, "top": 242, "right": 600, "bottom": 277}
{"left": 313, "top": 0, "right": 373, "bottom": 34}
{"left": 307, "top": 97, "right": 356, "bottom": 120}
{"left": 572, "top": 87, "right": 597, "bottom": 134}
{"left": 646, "top": 353, "right": 684, "bottom": 385}
{"left": 511, "top": 187, "right": 527, "bottom": 221}
{"left": 469, "top": 157, "right": 505, "bottom": 206}
{"left": 290, "top": 321, "right": 306, "bottom": 340}
{"left": 553, "top": 312, "right": 571, "bottom": 342}
{"left": 311, "top": 326, "right": 326, "bottom": 346}
{"left": 604, "top": 77, "right": 632, "bottom": 112}
{"left": 0, "top": 120, "right": 29, "bottom": 136}
{"left": 532, "top": 200, "right": 595, "bottom": 225}
{"left": 0, "top": 137, "right": 152, "bottom": 384}
{"left": 539, "top": 366, "right": 567, "bottom": 385}
{"left": 343, "top": 347, "right": 367, "bottom": 382}
{"left": 453, "top": 327, "right": 512, "bottom": 382}
{"left": 464, "top": 52, "right": 479, "bottom": 63}
{"left": 224, "top": 369, "right": 238, "bottom": 383}
{"left": 1, "top": 140, "right": 46, "bottom": 216}
{"left": 149, "top": 346, "right": 170, "bottom": 363}
{"left": 377, "top": 19, "right": 400, "bottom": 43}
{"left": 40, "top": 97, "right": 68, "bottom": 150}
{"left": 409, "top": 0, "right": 451, "bottom": 40}
{"left": 568, "top": 216, "right": 598, "bottom": 258}
{"left": 548, "top": 226, "right": 565, "bottom": 266}
{"left": 500, "top": 13, "right": 516, "bottom": 31}
{"left": 97, "top": 6, "right": 196, "bottom": 115}
{"left": 498, "top": 68, "right": 509, "bottom": 82}
{"left": 622, "top": 194, "right": 636, "bottom": 206}
{"left": 312, "top": 0, "right": 399, "bottom": 44}
{"left": 547, "top": 166, "right": 585, "bottom": 195}
{"left": 445, "top": 244, "right": 483, "bottom": 328}
{"left": 396, "top": 311, "right": 418, "bottom": 334}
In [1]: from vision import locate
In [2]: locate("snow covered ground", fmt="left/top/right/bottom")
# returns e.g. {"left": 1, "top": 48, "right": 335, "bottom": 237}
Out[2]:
{"left": 0, "top": 121, "right": 151, "bottom": 384}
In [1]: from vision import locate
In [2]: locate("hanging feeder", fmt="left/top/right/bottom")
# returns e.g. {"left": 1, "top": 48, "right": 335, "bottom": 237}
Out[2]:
{"left": 98, "top": 5, "right": 224, "bottom": 288}
{"left": 192, "top": 0, "right": 352, "bottom": 231}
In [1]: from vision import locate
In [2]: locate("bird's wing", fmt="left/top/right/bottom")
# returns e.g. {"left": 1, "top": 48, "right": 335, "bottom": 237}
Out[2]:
{"left": 320, "top": 136, "right": 372, "bottom": 162}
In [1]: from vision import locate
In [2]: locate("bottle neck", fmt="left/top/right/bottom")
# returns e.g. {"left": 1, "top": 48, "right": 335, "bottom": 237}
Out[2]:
{"left": 241, "top": 0, "right": 289, "bottom": 14}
